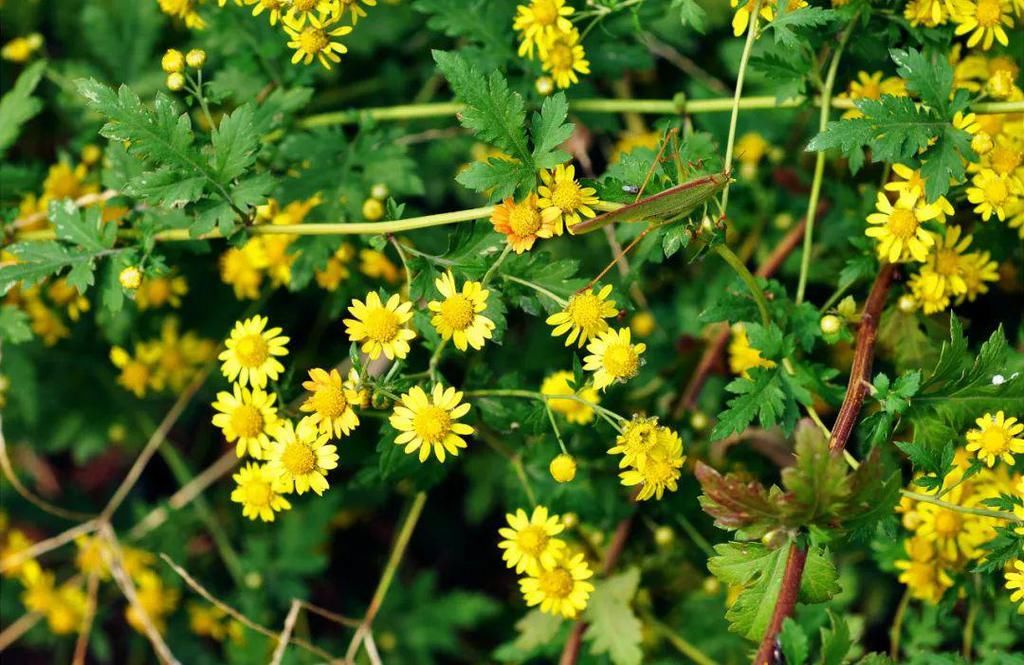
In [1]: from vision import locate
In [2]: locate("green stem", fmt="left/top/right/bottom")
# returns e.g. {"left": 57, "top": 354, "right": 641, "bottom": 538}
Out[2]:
{"left": 364, "top": 492, "right": 427, "bottom": 624}
{"left": 796, "top": 17, "right": 857, "bottom": 304}
{"left": 674, "top": 513, "right": 715, "bottom": 558}
{"left": 713, "top": 244, "right": 771, "bottom": 326}
{"left": 889, "top": 587, "right": 911, "bottom": 660}
{"left": 482, "top": 243, "right": 513, "bottom": 286}
{"left": 643, "top": 612, "right": 720, "bottom": 665}
{"left": 901, "top": 490, "right": 1024, "bottom": 523}
{"left": 464, "top": 388, "right": 626, "bottom": 427}
{"left": 713, "top": 0, "right": 762, "bottom": 215}
{"left": 500, "top": 274, "right": 569, "bottom": 307}
{"left": 545, "top": 402, "right": 569, "bottom": 455}
{"left": 963, "top": 586, "right": 978, "bottom": 662}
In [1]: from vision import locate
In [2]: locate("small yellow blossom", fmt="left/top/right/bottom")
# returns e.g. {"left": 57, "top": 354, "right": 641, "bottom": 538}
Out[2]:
{"left": 491, "top": 193, "right": 557, "bottom": 253}
{"left": 497, "top": 506, "right": 567, "bottom": 575}
{"left": 390, "top": 384, "right": 475, "bottom": 463}
{"left": 283, "top": 11, "right": 353, "bottom": 70}
{"left": 300, "top": 367, "right": 362, "bottom": 438}
{"left": 513, "top": 0, "right": 574, "bottom": 59}
{"left": 584, "top": 327, "right": 646, "bottom": 391}
{"left": 952, "top": 0, "right": 1013, "bottom": 50}
{"left": 546, "top": 284, "right": 618, "bottom": 348}
{"left": 519, "top": 551, "right": 594, "bottom": 618}
{"left": 549, "top": 454, "right": 577, "bottom": 483}
{"left": 537, "top": 164, "right": 599, "bottom": 232}
{"left": 428, "top": 272, "right": 495, "bottom": 351}
{"left": 728, "top": 323, "right": 776, "bottom": 377}
{"left": 865, "top": 190, "right": 943, "bottom": 263}
{"left": 540, "top": 370, "right": 600, "bottom": 425}
{"left": 219, "top": 315, "right": 290, "bottom": 389}
{"left": 265, "top": 417, "right": 339, "bottom": 495}
{"left": 343, "top": 291, "right": 417, "bottom": 360}
{"left": 231, "top": 462, "right": 292, "bottom": 521}
{"left": 212, "top": 383, "right": 279, "bottom": 458}
{"left": 965, "top": 411, "right": 1024, "bottom": 467}
{"left": 540, "top": 28, "right": 590, "bottom": 89}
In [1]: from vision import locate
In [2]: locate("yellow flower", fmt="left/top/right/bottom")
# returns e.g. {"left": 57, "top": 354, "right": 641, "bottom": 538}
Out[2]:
{"left": 610, "top": 130, "right": 660, "bottom": 164}
{"left": 865, "top": 190, "right": 943, "bottom": 263}
{"left": 315, "top": 243, "right": 354, "bottom": 291}
{"left": 125, "top": 570, "right": 179, "bottom": 635}
{"left": 219, "top": 315, "right": 289, "bottom": 389}
{"left": 220, "top": 243, "right": 267, "bottom": 300}
{"left": 908, "top": 270, "right": 951, "bottom": 315}
{"left": 343, "top": 291, "right": 417, "bottom": 360}
{"left": 1, "top": 34, "right": 43, "bottom": 63}
{"left": 300, "top": 367, "right": 362, "bottom": 438}
{"left": 630, "top": 311, "right": 656, "bottom": 337}
{"left": 546, "top": 284, "right": 618, "bottom": 348}
{"left": 25, "top": 298, "right": 69, "bottom": 346}
{"left": 162, "top": 48, "right": 185, "bottom": 73}
{"left": 1007, "top": 559, "right": 1024, "bottom": 614}
{"left": 212, "top": 383, "right": 279, "bottom": 458}
{"left": 967, "top": 169, "right": 1018, "bottom": 221}
{"left": 972, "top": 135, "right": 1023, "bottom": 178}
{"left": 118, "top": 266, "right": 143, "bottom": 290}
{"left": 513, "top": 0, "right": 574, "bottom": 59}
{"left": 953, "top": 0, "right": 1013, "bottom": 50}
{"left": 540, "top": 28, "right": 590, "bottom": 89}
{"left": 266, "top": 417, "right": 338, "bottom": 495}
{"left": 541, "top": 370, "right": 600, "bottom": 425}
{"left": 491, "top": 193, "right": 557, "bottom": 254}
{"left": 895, "top": 537, "right": 954, "bottom": 604}
{"left": 728, "top": 323, "right": 776, "bottom": 377}
{"left": 230, "top": 462, "right": 292, "bottom": 522}
{"left": 549, "top": 454, "right": 577, "bottom": 482}
{"left": 607, "top": 415, "right": 661, "bottom": 469}
{"left": 337, "top": 0, "right": 377, "bottom": 24}
{"left": 583, "top": 327, "right": 646, "bottom": 391}
{"left": 958, "top": 250, "right": 1000, "bottom": 303}
{"left": 537, "top": 164, "right": 599, "bottom": 232}
{"left": 110, "top": 344, "right": 159, "bottom": 397}
{"left": 1, "top": 529, "right": 36, "bottom": 579}
{"left": 158, "top": 0, "right": 207, "bottom": 29}
{"left": 246, "top": 0, "right": 288, "bottom": 26}
{"left": 46, "top": 583, "right": 88, "bottom": 635}
{"left": 390, "top": 384, "right": 475, "bottom": 463}
{"left": 135, "top": 274, "right": 188, "bottom": 310}
{"left": 731, "top": 0, "right": 808, "bottom": 36}
{"left": 913, "top": 485, "right": 991, "bottom": 562}
{"left": 48, "top": 278, "right": 90, "bottom": 321}
{"left": 736, "top": 132, "right": 772, "bottom": 178}
{"left": 359, "top": 249, "right": 403, "bottom": 284}
{"left": 965, "top": 411, "right": 1024, "bottom": 467}
{"left": 904, "top": 0, "right": 951, "bottom": 26}
{"left": 20, "top": 565, "right": 57, "bottom": 614}
{"left": 620, "top": 427, "right": 685, "bottom": 501}
{"left": 921, "top": 225, "right": 974, "bottom": 299}
{"left": 151, "top": 318, "right": 216, "bottom": 392}
{"left": 189, "top": 602, "right": 230, "bottom": 640}
{"left": 284, "top": 0, "right": 335, "bottom": 25}
{"left": 74, "top": 535, "right": 110, "bottom": 580}
{"left": 284, "top": 11, "right": 353, "bottom": 70}
{"left": 519, "top": 551, "right": 594, "bottom": 618}
{"left": 884, "top": 164, "right": 955, "bottom": 221}
{"left": 497, "top": 506, "right": 567, "bottom": 574}
{"left": 428, "top": 272, "right": 495, "bottom": 351}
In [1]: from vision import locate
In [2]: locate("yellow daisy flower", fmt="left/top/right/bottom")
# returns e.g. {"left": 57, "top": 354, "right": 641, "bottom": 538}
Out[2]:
{"left": 727, "top": 323, "right": 776, "bottom": 377}
{"left": 607, "top": 415, "right": 661, "bottom": 469}
{"left": 965, "top": 411, "right": 1024, "bottom": 467}
{"left": 497, "top": 505, "right": 567, "bottom": 575}
{"left": 337, "top": 0, "right": 376, "bottom": 24}
{"left": 300, "top": 367, "right": 361, "bottom": 439}
{"left": 135, "top": 274, "right": 188, "bottom": 310}
{"left": 220, "top": 243, "right": 267, "bottom": 300}
{"left": 519, "top": 551, "right": 594, "bottom": 618}
{"left": 230, "top": 462, "right": 292, "bottom": 522}
{"left": 967, "top": 169, "right": 1018, "bottom": 221}
{"left": 958, "top": 251, "right": 999, "bottom": 303}
{"left": 865, "top": 190, "right": 943, "bottom": 263}
{"left": 343, "top": 291, "right": 417, "bottom": 360}
{"left": 619, "top": 426, "right": 685, "bottom": 501}
{"left": 908, "top": 270, "right": 951, "bottom": 315}
{"left": 283, "top": 10, "right": 353, "bottom": 70}
{"left": 583, "top": 327, "right": 646, "bottom": 391}
{"left": 545, "top": 284, "right": 618, "bottom": 348}
{"left": 953, "top": 0, "right": 1013, "bottom": 50}
{"left": 110, "top": 344, "right": 158, "bottom": 397}
{"left": 904, "top": 0, "right": 951, "bottom": 27}
{"left": 219, "top": 315, "right": 289, "bottom": 389}
{"left": 540, "top": 28, "right": 590, "bottom": 89}
{"left": 1007, "top": 559, "right": 1024, "bottom": 614}
{"left": 265, "top": 417, "right": 338, "bottom": 495}
{"left": 895, "top": 537, "right": 954, "bottom": 604}
{"left": 730, "top": 0, "right": 809, "bottom": 36}
{"left": 513, "top": 0, "right": 574, "bottom": 59}
{"left": 884, "top": 164, "right": 954, "bottom": 221}
{"left": 428, "top": 271, "right": 495, "bottom": 351}
{"left": 913, "top": 485, "right": 989, "bottom": 562}
{"left": 540, "top": 370, "right": 600, "bottom": 425}
{"left": 125, "top": 570, "right": 179, "bottom": 635}
{"left": 211, "top": 383, "right": 279, "bottom": 458}
{"left": 284, "top": 0, "right": 335, "bottom": 26}
{"left": 491, "top": 193, "right": 558, "bottom": 254}
{"left": 390, "top": 384, "right": 475, "bottom": 463}
{"left": 922, "top": 225, "right": 974, "bottom": 299}
{"left": 537, "top": 164, "right": 599, "bottom": 232}
{"left": 245, "top": 0, "right": 287, "bottom": 25}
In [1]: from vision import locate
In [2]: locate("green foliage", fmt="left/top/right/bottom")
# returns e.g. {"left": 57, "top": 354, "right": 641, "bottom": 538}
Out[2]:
{"left": 0, "top": 60, "right": 46, "bottom": 157}
{"left": 582, "top": 568, "right": 644, "bottom": 665}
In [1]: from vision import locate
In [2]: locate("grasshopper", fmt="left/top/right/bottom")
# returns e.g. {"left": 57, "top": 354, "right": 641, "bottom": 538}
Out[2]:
{"left": 570, "top": 128, "right": 731, "bottom": 289}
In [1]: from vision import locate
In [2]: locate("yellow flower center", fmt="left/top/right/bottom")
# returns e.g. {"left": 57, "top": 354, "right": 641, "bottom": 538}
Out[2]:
{"left": 934, "top": 249, "right": 960, "bottom": 276}
{"left": 643, "top": 457, "right": 675, "bottom": 485}
{"left": 508, "top": 204, "right": 542, "bottom": 236}
{"left": 623, "top": 422, "right": 658, "bottom": 452}
{"left": 537, "top": 568, "right": 573, "bottom": 599}
{"left": 566, "top": 292, "right": 606, "bottom": 330}
{"left": 412, "top": 405, "right": 451, "bottom": 444}
{"left": 975, "top": 0, "right": 1001, "bottom": 25}
{"left": 548, "top": 43, "right": 573, "bottom": 69}
{"left": 244, "top": 480, "right": 273, "bottom": 507}
{"left": 551, "top": 180, "right": 582, "bottom": 211}
{"left": 234, "top": 334, "right": 269, "bottom": 367}
{"left": 231, "top": 404, "right": 265, "bottom": 439}
{"left": 979, "top": 425, "right": 1010, "bottom": 453}
{"left": 531, "top": 0, "right": 559, "bottom": 24}
{"left": 933, "top": 510, "right": 961, "bottom": 537}
{"left": 888, "top": 208, "right": 919, "bottom": 240}
{"left": 516, "top": 525, "right": 550, "bottom": 556}
{"left": 311, "top": 384, "right": 348, "bottom": 419}
{"left": 123, "top": 362, "right": 150, "bottom": 390}
{"left": 293, "top": 0, "right": 318, "bottom": 10}
{"left": 281, "top": 441, "right": 316, "bottom": 475}
{"left": 603, "top": 342, "right": 639, "bottom": 378}
{"left": 989, "top": 146, "right": 1021, "bottom": 176}
{"left": 299, "top": 27, "right": 328, "bottom": 54}
{"left": 363, "top": 307, "right": 400, "bottom": 342}
{"left": 981, "top": 177, "right": 1008, "bottom": 205}
{"left": 440, "top": 295, "right": 475, "bottom": 330}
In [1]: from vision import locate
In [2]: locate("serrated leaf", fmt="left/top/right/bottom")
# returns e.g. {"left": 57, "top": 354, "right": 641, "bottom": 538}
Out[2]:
{"left": 819, "top": 611, "right": 852, "bottom": 665}
{"left": 711, "top": 367, "right": 796, "bottom": 440}
{"left": 672, "top": 0, "right": 708, "bottom": 32}
{"left": 0, "top": 305, "right": 32, "bottom": 343}
{"left": 779, "top": 618, "right": 809, "bottom": 665}
{"left": 51, "top": 200, "right": 116, "bottom": 252}
{"left": 763, "top": 5, "right": 838, "bottom": 49}
{"left": 582, "top": 569, "right": 643, "bottom": 665}
{"left": 781, "top": 423, "right": 851, "bottom": 521}
{"left": 531, "top": 93, "right": 574, "bottom": 168}
{"left": 695, "top": 462, "right": 782, "bottom": 538}
{"left": 455, "top": 157, "right": 534, "bottom": 202}
{"left": 0, "top": 60, "right": 46, "bottom": 156}
{"left": 210, "top": 103, "right": 258, "bottom": 182}
{"left": 890, "top": 47, "right": 951, "bottom": 114}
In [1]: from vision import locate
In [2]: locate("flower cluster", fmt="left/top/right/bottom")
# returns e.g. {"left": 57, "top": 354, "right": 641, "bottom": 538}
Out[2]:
{"left": 490, "top": 165, "right": 600, "bottom": 252}
{"left": 730, "top": 0, "right": 809, "bottom": 36}
{"left": 498, "top": 506, "right": 594, "bottom": 618}
{"left": 609, "top": 415, "right": 686, "bottom": 501}
{"left": 110, "top": 318, "right": 217, "bottom": 397}
{"left": 895, "top": 423, "right": 1023, "bottom": 607}
{"left": 513, "top": 0, "right": 590, "bottom": 89}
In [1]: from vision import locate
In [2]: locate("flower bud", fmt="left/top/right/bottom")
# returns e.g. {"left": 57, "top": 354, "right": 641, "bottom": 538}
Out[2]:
{"left": 118, "top": 266, "right": 142, "bottom": 290}
{"left": 81, "top": 144, "right": 102, "bottom": 166}
{"left": 535, "top": 76, "right": 554, "bottom": 96}
{"left": 185, "top": 48, "right": 207, "bottom": 69}
{"left": 370, "top": 182, "right": 389, "bottom": 200}
{"left": 161, "top": 49, "right": 185, "bottom": 73}
{"left": 630, "top": 311, "right": 656, "bottom": 337}
{"left": 689, "top": 410, "right": 709, "bottom": 432}
{"left": 166, "top": 72, "right": 186, "bottom": 91}
{"left": 987, "top": 70, "right": 1014, "bottom": 99}
{"left": 820, "top": 314, "right": 842, "bottom": 335}
{"left": 362, "top": 197, "right": 384, "bottom": 221}
{"left": 654, "top": 526, "right": 674, "bottom": 546}
{"left": 549, "top": 453, "right": 577, "bottom": 483}
{"left": 971, "top": 131, "right": 994, "bottom": 156}
{"left": 898, "top": 293, "right": 917, "bottom": 313}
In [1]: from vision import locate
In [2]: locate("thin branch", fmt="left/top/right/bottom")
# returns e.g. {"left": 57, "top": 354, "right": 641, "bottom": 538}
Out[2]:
{"left": 753, "top": 542, "right": 808, "bottom": 665}
{"left": 270, "top": 600, "right": 302, "bottom": 665}
{"left": 160, "top": 554, "right": 341, "bottom": 663}
{"left": 8, "top": 189, "right": 118, "bottom": 231}
{"left": 298, "top": 600, "right": 361, "bottom": 628}
{"left": 72, "top": 572, "right": 101, "bottom": 665}
{"left": 0, "top": 612, "right": 42, "bottom": 652}
{"left": 0, "top": 518, "right": 98, "bottom": 575}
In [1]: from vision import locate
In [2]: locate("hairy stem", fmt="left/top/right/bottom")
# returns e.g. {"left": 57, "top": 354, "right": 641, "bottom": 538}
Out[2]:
{"left": 753, "top": 541, "right": 808, "bottom": 665}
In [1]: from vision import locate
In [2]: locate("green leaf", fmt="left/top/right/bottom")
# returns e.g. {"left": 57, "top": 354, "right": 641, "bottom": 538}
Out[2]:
{"left": 504, "top": 609, "right": 564, "bottom": 654}
{"left": 781, "top": 423, "right": 851, "bottom": 521}
{"left": 920, "top": 122, "right": 973, "bottom": 201}
{"left": 0, "top": 60, "right": 46, "bottom": 157}
{"left": 210, "top": 103, "right": 258, "bottom": 182}
{"left": 672, "top": 0, "right": 708, "bottom": 32}
{"left": 779, "top": 618, "right": 809, "bottom": 665}
{"left": 890, "top": 47, "right": 952, "bottom": 115}
{"left": 530, "top": 93, "right": 574, "bottom": 169}
{"left": 582, "top": 568, "right": 643, "bottom": 665}
{"left": 763, "top": 5, "right": 838, "bottom": 50}
{"left": 695, "top": 461, "right": 782, "bottom": 539}
{"left": 433, "top": 50, "right": 530, "bottom": 163}
{"left": 455, "top": 157, "right": 534, "bottom": 201}
{"left": 0, "top": 305, "right": 32, "bottom": 344}
{"left": 751, "top": 49, "right": 811, "bottom": 102}
{"left": 51, "top": 200, "right": 116, "bottom": 253}
{"left": 711, "top": 367, "right": 799, "bottom": 440}
{"left": 819, "top": 611, "right": 852, "bottom": 665}
{"left": 808, "top": 95, "right": 937, "bottom": 164}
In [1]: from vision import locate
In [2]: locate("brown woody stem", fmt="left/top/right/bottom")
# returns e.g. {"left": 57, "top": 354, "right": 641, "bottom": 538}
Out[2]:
{"left": 753, "top": 542, "right": 808, "bottom": 665}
